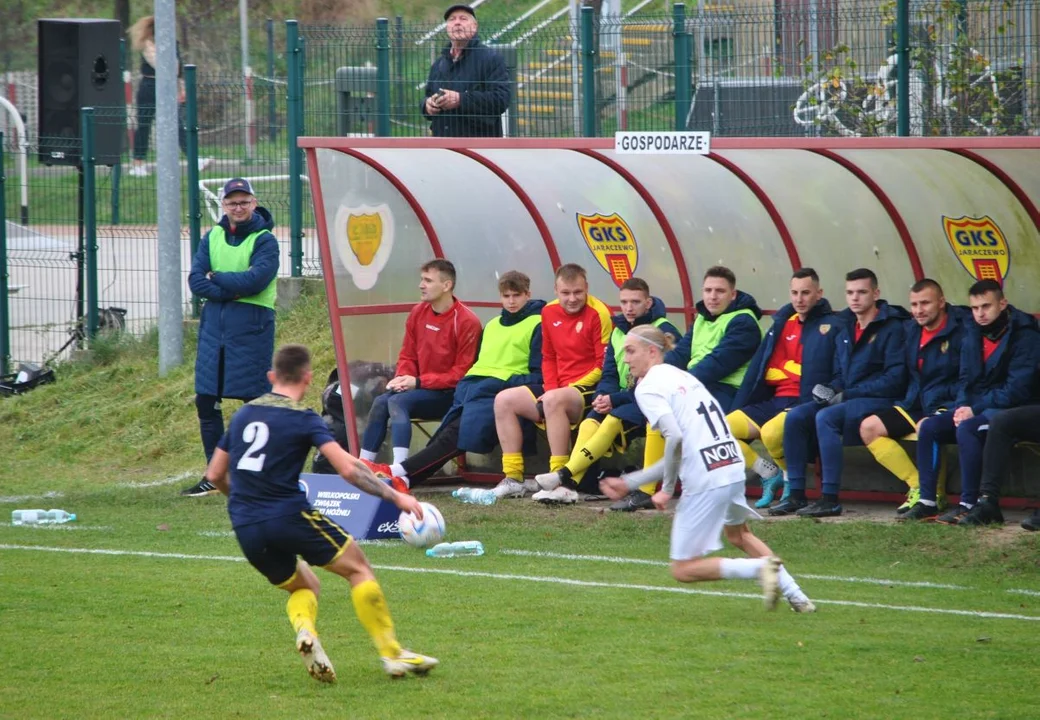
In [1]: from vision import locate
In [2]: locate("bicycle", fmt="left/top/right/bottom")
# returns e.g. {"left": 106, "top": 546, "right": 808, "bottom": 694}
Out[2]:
{"left": 793, "top": 44, "right": 1001, "bottom": 137}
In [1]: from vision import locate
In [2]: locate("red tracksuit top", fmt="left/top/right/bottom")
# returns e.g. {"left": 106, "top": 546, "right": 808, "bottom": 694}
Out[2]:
{"left": 396, "top": 299, "right": 482, "bottom": 390}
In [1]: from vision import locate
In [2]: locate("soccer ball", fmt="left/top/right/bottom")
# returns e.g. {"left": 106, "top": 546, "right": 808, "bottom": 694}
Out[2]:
{"left": 398, "top": 502, "right": 445, "bottom": 548}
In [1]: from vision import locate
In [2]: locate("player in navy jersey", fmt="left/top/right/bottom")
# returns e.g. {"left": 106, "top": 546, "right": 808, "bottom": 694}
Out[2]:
{"left": 203, "top": 344, "right": 438, "bottom": 683}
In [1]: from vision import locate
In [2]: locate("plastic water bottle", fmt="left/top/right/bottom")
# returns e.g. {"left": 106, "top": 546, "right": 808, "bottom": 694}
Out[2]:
{"left": 425, "top": 541, "right": 485, "bottom": 558}
{"left": 11, "top": 509, "right": 77, "bottom": 526}
{"left": 451, "top": 487, "right": 498, "bottom": 505}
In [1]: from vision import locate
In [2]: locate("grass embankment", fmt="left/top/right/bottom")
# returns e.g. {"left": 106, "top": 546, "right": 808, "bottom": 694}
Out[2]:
{"left": 0, "top": 281, "right": 336, "bottom": 493}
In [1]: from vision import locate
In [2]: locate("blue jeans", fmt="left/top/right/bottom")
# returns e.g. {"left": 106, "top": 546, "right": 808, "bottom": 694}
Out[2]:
{"left": 916, "top": 410, "right": 990, "bottom": 504}
{"left": 360, "top": 388, "right": 454, "bottom": 453}
{"left": 815, "top": 398, "right": 892, "bottom": 496}
{"left": 782, "top": 401, "right": 821, "bottom": 491}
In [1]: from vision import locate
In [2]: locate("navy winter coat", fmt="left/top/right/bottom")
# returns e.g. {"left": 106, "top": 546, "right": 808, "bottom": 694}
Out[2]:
{"left": 440, "top": 299, "right": 546, "bottom": 454}
{"left": 665, "top": 290, "right": 763, "bottom": 387}
{"left": 596, "top": 296, "right": 682, "bottom": 408}
{"left": 956, "top": 306, "right": 1040, "bottom": 414}
{"left": 831, "top": 300, "right": 911, "bottom": 401}
{"left": 898, "top": 304, "right": 969, "bottom": 416}
{"left": 422, "top": 35, "right": 510, "bottom": 137}
{"left": 732, "top": 298, "right": 837, "bottom": 409}
{"left": 188, "top": 206, "right": 280, "bottom": 399}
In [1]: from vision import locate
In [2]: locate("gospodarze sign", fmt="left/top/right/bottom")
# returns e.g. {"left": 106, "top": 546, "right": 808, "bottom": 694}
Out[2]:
{"left": 614, "top": 131, "right": 711, "bottom": 155}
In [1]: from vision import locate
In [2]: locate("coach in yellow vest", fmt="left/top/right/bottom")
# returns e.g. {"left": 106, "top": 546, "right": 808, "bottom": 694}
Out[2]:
{"left": 182, "top": 178, "right": 279, "bottom": 496}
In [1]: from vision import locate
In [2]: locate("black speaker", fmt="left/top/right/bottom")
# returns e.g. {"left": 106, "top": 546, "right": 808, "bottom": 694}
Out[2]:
{"left": 38, "top": 18, "right": 124, "bottom": 166}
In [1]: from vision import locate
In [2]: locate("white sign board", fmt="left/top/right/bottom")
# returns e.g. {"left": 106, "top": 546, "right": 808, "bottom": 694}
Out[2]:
{"left": 614, "top": 131, "right": 711, "bottom": 155}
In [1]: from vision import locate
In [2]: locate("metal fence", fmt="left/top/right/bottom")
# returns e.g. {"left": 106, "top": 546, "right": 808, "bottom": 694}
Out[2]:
{"left": 3, "top": 1, "right": 1039, "bottom": 372}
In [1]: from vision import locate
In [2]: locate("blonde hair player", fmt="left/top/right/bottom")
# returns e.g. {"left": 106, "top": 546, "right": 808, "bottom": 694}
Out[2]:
{"left": 599, "top": 326, "right": 816, "bottom": 612}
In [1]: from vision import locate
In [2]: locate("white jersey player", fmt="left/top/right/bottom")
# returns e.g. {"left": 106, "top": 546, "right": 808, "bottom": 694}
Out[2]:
{"left": 600, "top": 325, "right": 815, "bottom": 613}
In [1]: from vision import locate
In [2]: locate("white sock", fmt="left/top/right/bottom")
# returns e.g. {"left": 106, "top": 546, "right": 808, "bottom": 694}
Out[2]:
{"left": 778, "top": 565, "right": 806, "bottom": 601}
{"left": 392, "top": 447, "right": 409, "bottom": 464}
{"left": 390, "top": 463, "right": 406, "bottom": 477}
{"left": 719, "top": 558, "right": 765, "bottom": 580}
{"left": 359, "top": 449, "right": 377, "bottom": 462}
{"left": 752, "top": 457, "right": 780, "bottom": 479}
{"left": 920, "top": 499, "right": 937, "bottom": 507}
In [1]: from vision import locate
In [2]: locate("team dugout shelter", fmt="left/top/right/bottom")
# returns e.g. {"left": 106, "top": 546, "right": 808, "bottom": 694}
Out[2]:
{"left": 299, "top": 135, "right": 1040, "bottom": 503}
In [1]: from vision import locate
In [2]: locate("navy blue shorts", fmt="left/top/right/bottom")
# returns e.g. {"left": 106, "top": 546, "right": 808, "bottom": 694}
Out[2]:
{"left": 734, "top": 395, "right": 800, "bottom": 428}
{"left": 234, "top": 510, "right": 353, "bottom": 586}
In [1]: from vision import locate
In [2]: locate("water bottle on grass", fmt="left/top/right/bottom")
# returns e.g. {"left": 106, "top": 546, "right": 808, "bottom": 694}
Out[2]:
{"left": 12, "top": 509, "right": 77, "bottom": 525}
{"left": 425, "top": 541, "right": 485, "bottom": 558}
{"left": 451, "top": 488, "right": 497, "bottom": 505}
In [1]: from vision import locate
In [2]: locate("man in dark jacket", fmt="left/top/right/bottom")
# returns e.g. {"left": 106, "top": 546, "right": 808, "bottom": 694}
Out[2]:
{"left": 182, "top": 178, "right": 279, "bottom": 496}
{"left": 421, "top": 4, "right": 510, "bottom": 137}
{"left": 533, "top": 277, "right": 682, "bottom": 511}
{"left": 727, "top": 268, "right": 835, "bottom": 509}
{"left": 773, "top": 268, "right": 910, "bottom": 518}
{"left": 858, "top": 279, "right": 968, "bottom": 514}
{"left": 903, "top": 279, "right": 1040, "bottom": 524}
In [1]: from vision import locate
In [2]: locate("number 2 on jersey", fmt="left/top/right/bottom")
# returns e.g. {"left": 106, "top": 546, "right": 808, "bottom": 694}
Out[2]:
{"left": 237, "top": 421, "right": 270, "bottom": 471}
{"left": 695, "top": 400, "right": 730, "bottom": 441}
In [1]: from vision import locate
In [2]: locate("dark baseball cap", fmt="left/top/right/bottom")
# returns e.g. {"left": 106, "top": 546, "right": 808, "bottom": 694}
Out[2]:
{"left": 221, "top": 177, "right": 255, "bottom": 197}
{"left": 443, "top": 3, "right": 476, "bottom": 20}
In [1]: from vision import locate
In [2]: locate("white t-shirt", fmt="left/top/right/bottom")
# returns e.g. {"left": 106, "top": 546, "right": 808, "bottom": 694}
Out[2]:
{"left": 634, "top": 363, "right": 745, "bottom": 495}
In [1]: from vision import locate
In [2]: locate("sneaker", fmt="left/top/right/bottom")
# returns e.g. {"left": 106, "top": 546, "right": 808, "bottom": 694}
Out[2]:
{"left": 896, "top": 487, "right": 921, "bottom": 515}
{"left": 936, "top": 503, "right": 971, "bottom": 525}
{"left": 759, "top": 556, "right": 781, "bottom": 611}
{"left": 180, "top": 477, "right": 219, "bottom": 497}
{"left": 127, "top": 164, "right": 150, "bottom": 177}
{"left": 609, "top": 489, "right": 655, "bottom": 512}
{"left": 1021, "top": 509, "right": 1040, "bottom": 532}
{"left": 899, "top": 502, "right": 939, "bottom": 522}
{"left": 790, "top": 597, "right": 817, "bottom": 613}
{"left": 958, "top": 498, "right": 1004, "bottom": 527}
{"left": 389, "top": 477, "right": 410, "bottom": 494}
{"left": 532, "top": 486, "right": 579, "bottom": 505}
{"left": 768, "top": 496, "right": 808, "bottom": 516}
{"left": 795, "top": 499, "right": 842, "bottom": 518}
{"left": 382, "top": 649, "right": 438, "bottom": 678}
{"left": 296, "top": 629, "right": 336, "bottom": 683}
{"left": 360, "top": 459, "right": 394, "bottom": 478}
{"left": 493, "top": 477, "right": 538, "bottom": 499}
{"left": 778, "top": 479, "right": 791, "bottom": 503}
{"left": 755, "top": 471, "right": 784, "bottom": 509}
{"left": 534, "top": 471, "right": 562, "bottom": 491}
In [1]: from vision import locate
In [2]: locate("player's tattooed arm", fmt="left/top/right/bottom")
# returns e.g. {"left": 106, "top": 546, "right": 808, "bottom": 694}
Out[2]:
{"left": 320, "top": 442, "right": 395, "bottom": 501}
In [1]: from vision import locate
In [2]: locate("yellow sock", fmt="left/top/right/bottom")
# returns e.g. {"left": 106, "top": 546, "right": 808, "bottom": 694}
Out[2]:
{"left": 725, "top": 411, "right": 762, "bottom": 467}
{"left": 351, "top": 579, "right": 402, "bottom": 658}
{"left": 866, "top": 437, "right": 919, "bottom": 488}
{"left": 286, "top": 588, "right": 318, "bottom": 635}
{"left": 640, "top": 426, "right": 664, "bottom": 495}
{"left": 502, "top": 452, "right": 524, "bottom": 481}
{"left": 549, "top": 455, "right": 569, "bottom": 473}
{"left": 760, "top": 412, "right": 788, "bottom": 472}
{"left": 566, "top": 416, "right": 622, "bottom": 481}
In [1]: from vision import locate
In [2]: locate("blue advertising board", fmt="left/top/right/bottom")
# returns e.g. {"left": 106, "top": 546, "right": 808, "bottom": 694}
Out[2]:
{"left": 298, "top": 473, "right": 402, "bottom": 540}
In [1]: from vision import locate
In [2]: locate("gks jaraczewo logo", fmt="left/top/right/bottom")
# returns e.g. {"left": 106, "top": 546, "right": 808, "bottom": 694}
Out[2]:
{"left": 942, "top": 215, "right": 1010, "bottom": 284}
{"left": 576, "top": 212, "right": 638, "bottom": 287}
{"left": 333, "top": 204, "right": 395, "bottom": 290}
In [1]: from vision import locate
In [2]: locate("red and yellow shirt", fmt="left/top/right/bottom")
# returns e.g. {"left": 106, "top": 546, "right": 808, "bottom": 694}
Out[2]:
{"left": 764, "top": 316, "right": 803, "bottom": 398}
{"left": 541, "top": 295, "right": 612, "bottom": 390}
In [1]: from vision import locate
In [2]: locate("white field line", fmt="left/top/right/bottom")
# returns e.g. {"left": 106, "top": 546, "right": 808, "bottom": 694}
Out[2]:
{"left": 197, "top": 530, "right": 403, "bottom": 547}
{"left": 0, "top": 471, "right": 195, "bottom": 504}
{"left": 1, "top": 544, "right": 1038, "bottom": 623}
{"left": 119, "top": 471, "right": 195, "bottom": 489}
{"left": 0, "top": 490, "right": 65, "bottom": 504}
{"left": 501, "top": 549, "right": 1040, "bottom": 598}
{"left": 501, "top": 549, "right": 970, "bottom": 590}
